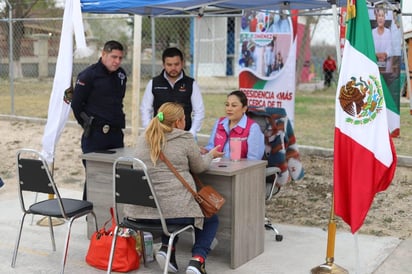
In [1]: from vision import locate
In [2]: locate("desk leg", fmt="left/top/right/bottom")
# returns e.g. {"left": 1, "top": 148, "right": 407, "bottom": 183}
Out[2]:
{"left": 86, "top": 161, "right": 113, "bottom": 238}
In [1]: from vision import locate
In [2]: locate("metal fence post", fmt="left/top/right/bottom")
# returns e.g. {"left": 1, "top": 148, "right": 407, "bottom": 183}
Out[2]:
{"left": 5, "top": 0, "right": 14, "bottom": 115}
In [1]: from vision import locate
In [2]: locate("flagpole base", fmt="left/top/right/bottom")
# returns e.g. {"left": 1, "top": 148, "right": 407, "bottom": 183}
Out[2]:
{"left": 37, "top": 217, "right": 65, "bottom": 226}
{"left": 311, "top": 262, "right": 349, "bottom": 274}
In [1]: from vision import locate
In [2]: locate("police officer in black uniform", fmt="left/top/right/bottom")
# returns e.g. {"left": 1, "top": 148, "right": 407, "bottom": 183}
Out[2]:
{"left": 71, "top": 40, "right": 127, "bottom": 199}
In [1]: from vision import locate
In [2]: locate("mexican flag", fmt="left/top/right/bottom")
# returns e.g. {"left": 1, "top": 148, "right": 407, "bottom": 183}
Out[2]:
{"left": 333, "top": 0, "right": 397, "bottom": 234}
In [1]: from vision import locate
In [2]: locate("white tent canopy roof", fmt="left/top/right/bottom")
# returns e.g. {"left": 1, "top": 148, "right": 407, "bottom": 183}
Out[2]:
{"left": 80, "top": 0, "right": 347, "bottom": 16}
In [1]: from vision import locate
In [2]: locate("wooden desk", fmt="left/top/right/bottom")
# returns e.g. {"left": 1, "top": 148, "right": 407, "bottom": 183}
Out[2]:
{"left": 82, "top": 148, "right": 266, "bottom": 269}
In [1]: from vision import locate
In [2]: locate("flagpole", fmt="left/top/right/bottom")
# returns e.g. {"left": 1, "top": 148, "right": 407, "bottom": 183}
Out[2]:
{"left": 310, "top": 192, "right": 348, "bottom": 274}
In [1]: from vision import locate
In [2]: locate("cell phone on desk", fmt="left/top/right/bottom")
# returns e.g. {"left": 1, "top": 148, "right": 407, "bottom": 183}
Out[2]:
{"left": 94, "top": 150, "right": 116, "bottom": 154}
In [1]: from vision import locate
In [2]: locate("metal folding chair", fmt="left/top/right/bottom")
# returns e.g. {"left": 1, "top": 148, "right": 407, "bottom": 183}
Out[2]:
{"left": 107, "top": 156, "right": 195, "bottom": 274}
{"left": 11, "top": 148, "right": 98, "bottom": 274}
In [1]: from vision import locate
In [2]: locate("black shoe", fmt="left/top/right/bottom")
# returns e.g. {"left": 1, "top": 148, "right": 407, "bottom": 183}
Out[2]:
{"left": 186, "top": 259, "right": 207, "bottom": 274}
{"left": 155, "top": 245, "right": 178, "bottom": 273}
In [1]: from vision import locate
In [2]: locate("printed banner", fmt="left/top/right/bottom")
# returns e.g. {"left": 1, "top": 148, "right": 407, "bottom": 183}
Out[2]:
{"left": 368, "top": 1, "right": 402, "bottom": 137}
{"left": 238, "top": 10, "right": 296, "bottom": 124}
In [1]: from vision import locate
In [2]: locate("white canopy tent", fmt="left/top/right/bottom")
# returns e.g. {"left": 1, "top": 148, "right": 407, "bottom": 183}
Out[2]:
{"left": 80, "top": 0, "right": 346, "bottom": 16}
{"left": 42, "top": 0, "right": 404, "bottom": 161}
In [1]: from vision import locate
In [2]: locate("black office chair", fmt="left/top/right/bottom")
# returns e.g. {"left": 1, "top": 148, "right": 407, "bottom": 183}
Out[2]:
{"left": 107, "top": 156, "right": 195, "bottom": 274}
{"left": 11, "top": 148, "right": 98, "bottom": 274}
{"left": 264, "top": 166, "right": 283, "bottom": 241}
{"left": 248, "top": 106, "right": 305, "bottom": 242}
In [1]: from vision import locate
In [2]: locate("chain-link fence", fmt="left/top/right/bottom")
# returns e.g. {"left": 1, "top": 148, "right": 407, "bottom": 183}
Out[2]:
{"left": 0, "top": 13, "right": 341, "bottom": 110}
{"left": 1, "top": 11, "right": 411, "bottom": 115}
{"left": 2, "top": 11, "right": 412, "bottom": 154}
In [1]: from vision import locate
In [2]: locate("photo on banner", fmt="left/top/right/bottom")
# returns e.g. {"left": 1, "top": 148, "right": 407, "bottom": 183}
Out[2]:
{"left": 238, "top": 10, "right": 297, "bottom": 124}
{"left": 367, "top": 0, "right": 403, "bottom": 137}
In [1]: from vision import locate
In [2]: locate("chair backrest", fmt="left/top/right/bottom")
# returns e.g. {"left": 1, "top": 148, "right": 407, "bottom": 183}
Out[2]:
{"left": 18, "top": 158, "right": 55, "bottom": 194}
{"left": 16, "top": 149, "right": 69, "bottom": 215}
{"left": 114, "top": 167, "right": 157, "bottom": 208}
{"left": 247, "top": 107, "right": 288, "bottom": 164}
{"left": 247, "top": 106, "right": 304, "bottom": 185}
{"left": 112, "top": 156, "right": 168, "bottom": 231}
{"left": 17, "top": 149, "right": 61, "bottom": 196}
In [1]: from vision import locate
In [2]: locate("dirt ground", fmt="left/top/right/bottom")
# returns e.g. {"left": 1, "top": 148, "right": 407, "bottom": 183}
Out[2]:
{"left": 1, "top": 119, "right": 411, "bottom": 240}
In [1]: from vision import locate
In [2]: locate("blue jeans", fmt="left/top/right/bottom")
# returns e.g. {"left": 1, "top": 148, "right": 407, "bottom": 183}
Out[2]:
{"left": 162, "top": 215, "right": 219, "bottom": 259}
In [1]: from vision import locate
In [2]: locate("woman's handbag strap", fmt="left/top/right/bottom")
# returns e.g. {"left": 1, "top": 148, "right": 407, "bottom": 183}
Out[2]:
{"left": 159, "top": 152, "right": 199, "bottom": 198}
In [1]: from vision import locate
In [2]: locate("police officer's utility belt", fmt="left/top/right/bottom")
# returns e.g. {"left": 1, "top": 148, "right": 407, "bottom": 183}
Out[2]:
{"left": 92, "top": 124, "right": 121, "bottom": 134}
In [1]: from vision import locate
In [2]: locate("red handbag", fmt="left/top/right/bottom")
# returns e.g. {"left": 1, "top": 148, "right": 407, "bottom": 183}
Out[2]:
{"left": 85, "top": 208, "right": 140, "bottom": 272}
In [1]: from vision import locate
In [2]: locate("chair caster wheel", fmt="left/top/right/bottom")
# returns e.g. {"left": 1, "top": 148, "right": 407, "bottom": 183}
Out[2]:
{"left": 275, "top": 234, "right": 283, "bottom": 241}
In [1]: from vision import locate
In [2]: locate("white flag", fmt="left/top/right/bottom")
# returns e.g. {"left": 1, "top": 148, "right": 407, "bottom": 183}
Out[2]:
{"left": 41, "top": 0, "right": 90, "bottom": 163}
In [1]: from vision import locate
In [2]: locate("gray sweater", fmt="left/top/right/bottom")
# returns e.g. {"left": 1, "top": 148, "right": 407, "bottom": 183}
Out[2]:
{"left": 124, "top": 128, "right": 214, "bottom": 229}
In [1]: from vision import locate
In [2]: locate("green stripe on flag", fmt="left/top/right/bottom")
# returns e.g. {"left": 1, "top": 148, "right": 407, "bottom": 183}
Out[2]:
{"left": 345, "top": 0, "right": 377, "bottom": 63}
{"left": 381, "top": 76, "right": 399, "bottom": 115}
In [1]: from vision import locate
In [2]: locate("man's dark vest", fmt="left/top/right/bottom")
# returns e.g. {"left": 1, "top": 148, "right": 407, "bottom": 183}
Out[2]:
{"left": 152, "top": 70, "right": 194, "bottom": 130}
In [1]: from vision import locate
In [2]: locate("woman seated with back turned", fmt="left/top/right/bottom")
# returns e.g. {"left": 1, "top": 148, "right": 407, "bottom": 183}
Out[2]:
{"left": 201, "top": 90, "right": 265, "bottom": 160}
{"left": 124, "top": 102, "right": 223, "bottom": 274}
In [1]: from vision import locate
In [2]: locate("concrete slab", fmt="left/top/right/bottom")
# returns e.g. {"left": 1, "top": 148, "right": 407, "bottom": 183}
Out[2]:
{"left": 373, "top": 239, "right": 412, "bottom": 274}
{"left": 0, "top": 186, "right": 407, "bottom": 274}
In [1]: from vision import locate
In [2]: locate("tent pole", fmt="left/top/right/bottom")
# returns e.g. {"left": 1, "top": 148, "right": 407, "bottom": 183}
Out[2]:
{"left": 332, "top": 3, "right": 342, "bottom": 68}
{"left": 132, "top": 15, "right": 142, "bottom": 144}
{"left": 405, "top": 38, "right": 412, "bottom": 104}
{"left": 5, "top": 0, "right": 14, "bottom": 114}
{"left": 194, "top": 17, "right": 201, "bottom": 80}
{"left": 151, "top": 16, "right": 156, "bottom": 77}
{"left": 399, "top": 8, "right": 412, "bottom": 110}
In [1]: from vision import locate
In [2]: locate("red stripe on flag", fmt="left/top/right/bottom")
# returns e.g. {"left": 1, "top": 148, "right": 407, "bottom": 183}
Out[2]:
{"left": 333, "top": 127, "right": 396, "bottom": 233}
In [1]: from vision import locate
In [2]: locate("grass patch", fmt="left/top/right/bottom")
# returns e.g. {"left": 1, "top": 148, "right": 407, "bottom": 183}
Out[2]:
{"left": 294, "top": 89, "right": 336, "bottom": 148}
